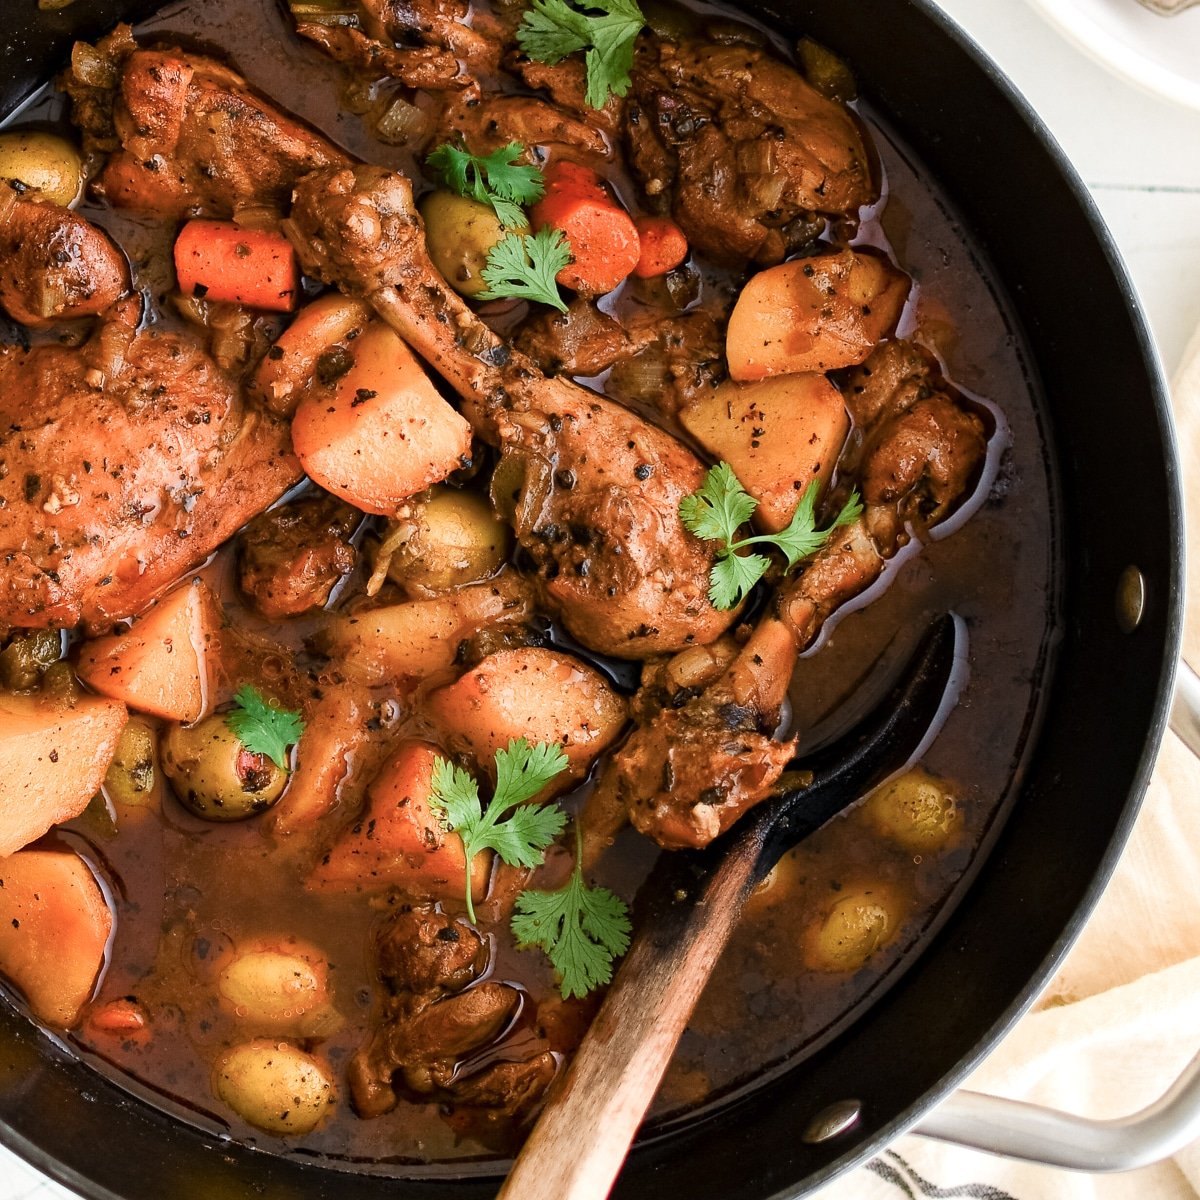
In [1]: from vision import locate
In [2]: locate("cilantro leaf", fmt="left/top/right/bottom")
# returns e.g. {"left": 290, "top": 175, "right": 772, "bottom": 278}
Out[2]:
{"left": 429, "top": 757, "right": 483, "bottom": 833}
{"left": 429, "top": 737, "right": 570, "bottom": 922}
{"left": 772, "top": 483, "right": 864, "bottom": 569}
{"left": 493, "top": 738, "right": 573, "bottom": 809}
{"left": 511, "top": 826, "right": 631, "bottom": 998}
{"left": 517, "top": 0, "right": 645, "bottom": 110}
{"left": 679, "top": 463, "right": 863, "bottom": 610}
{"left": 708, "top": 549, "right": 769, "bottom": 611}
{"left": 225, "top": 684, "right": 305, "bottom": 770}
{"left": 479, "top": 226, "right": 571, "bottom": 311}
{"left": 678, "top": 460, "right": 758, "bottom": 545}
{"left": 426, "top": 141, "right": 544, "bottom": 229}
{"left": 517, "top": 0, "right": 593, "bottom": 63}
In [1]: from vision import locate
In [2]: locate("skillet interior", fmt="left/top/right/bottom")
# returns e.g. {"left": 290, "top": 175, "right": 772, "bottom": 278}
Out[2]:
{"left": 0, "top": 1, "right": 1180, "bottom": 1197}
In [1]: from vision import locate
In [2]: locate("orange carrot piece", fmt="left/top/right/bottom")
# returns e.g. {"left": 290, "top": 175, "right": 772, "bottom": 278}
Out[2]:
{"left": 0, "top": 692, "right": 128, "bottom": 857}
{"left": 85, "top": 997, "right": 149, "bottom": 1038}
{"left": 76, "top": 579, "right": 221, "bottom": 723}
{"left": 174, "top": 220, "right": 299, "bottom": 311}
{"left": 542, "top": 160, "right": 608, "bottom": 202}
{"left": 531, "top": 161, "right": 640, "bottom": 295}
{"left": 632, "top": 216, "right": 688, "bottom": 278}
{"left": 0, "top": 848, "right": 113, "bottom": 1028}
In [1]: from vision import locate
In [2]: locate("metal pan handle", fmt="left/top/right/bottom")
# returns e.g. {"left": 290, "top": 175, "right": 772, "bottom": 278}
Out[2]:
{"left": 907, "top": 660, "right": 1200, "bottom": 1170}
{"left": 913, "top": 1048, "right": 1200, "bottom": 1170}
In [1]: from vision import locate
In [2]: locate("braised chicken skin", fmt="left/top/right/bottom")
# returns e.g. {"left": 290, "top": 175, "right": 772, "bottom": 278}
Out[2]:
{"left": 0, "top": 306, "right": 299, "bottom": 632}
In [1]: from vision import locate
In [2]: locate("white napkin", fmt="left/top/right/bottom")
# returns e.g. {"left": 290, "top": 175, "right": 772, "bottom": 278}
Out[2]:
{"left": 813, "top": 325, "right": 1200, "bottom": 1199}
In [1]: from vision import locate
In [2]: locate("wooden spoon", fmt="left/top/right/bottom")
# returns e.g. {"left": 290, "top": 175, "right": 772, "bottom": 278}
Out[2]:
{"left": 497, "top": 613, "right": 965, "bottom": 1200}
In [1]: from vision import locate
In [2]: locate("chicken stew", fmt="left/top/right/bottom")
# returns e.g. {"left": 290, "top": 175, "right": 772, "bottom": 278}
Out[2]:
{"left": 0, "top": 0, "right": 1055, "bottom": 1165}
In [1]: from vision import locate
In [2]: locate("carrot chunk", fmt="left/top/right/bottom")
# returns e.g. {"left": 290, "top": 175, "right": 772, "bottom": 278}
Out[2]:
{"left": 632, "top": 216, "right": 688, "bottom": 278}
{"left": 174, "top": 220, "right": 299, "bottom": 311}
{"left": 531, "top": 161, "right": 640, "bottom": 295}
{"left": 0, "top": 848, "right": 113, "bottom": 1027}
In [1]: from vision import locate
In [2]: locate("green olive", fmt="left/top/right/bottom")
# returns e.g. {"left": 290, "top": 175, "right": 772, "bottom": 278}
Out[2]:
{"left": 803, "top": 884, "right": 904, "bottom": 973}
{"left": 218, "top": 942, "right": 342, "bottom": 1037}
{"left": 103, "top": 716, "right": 160, "bottom": 808}
{"left": 40, "top": 660, "right": 81, "bottom": 707}
{"left": 0, "top": 628, "right": 61, "bottom": 691}
{"left": 863, "top": 767, "right": 960, "bottom": 853}
{"left": 161, "top": 716, "right": 287, "bottom": 821}
{"left": 420, "top": 191, "right": 525, "bottom": 299}
{"left": 383, "top": 485, "right": 510, "bottom": 595}
{"left": 0, "top": 132, "right": 83, "bottom": 207}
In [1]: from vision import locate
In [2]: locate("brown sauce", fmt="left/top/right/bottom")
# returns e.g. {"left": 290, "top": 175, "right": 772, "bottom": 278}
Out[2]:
{"left": 2, "top": 0, "right": 1056, "bottom": 1167}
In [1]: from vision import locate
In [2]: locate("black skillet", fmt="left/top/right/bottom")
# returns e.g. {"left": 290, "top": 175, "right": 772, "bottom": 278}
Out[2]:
{"left": 0, "top": 1, "right": 1181, "bottom": 1197}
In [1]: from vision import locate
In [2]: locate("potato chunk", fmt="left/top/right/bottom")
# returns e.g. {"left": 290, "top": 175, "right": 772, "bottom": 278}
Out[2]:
{"left": 726, "top": 250, "right": 909, "bottom": 381}
{"left": 426, "top": 647, "right": 627, "bottom": 787}
{"left": 313, "top": 575, "right": 530, "bottom": 687}
{"left": 0, "top": 849, "right": 113, "bottom": 1027}
{"left": 680, "top": 373, "right": 849, "bottom": 532}
{"left": 309, "top": 740, "right": 490, "bottom": 905}
{"left": 76, "top": 579, "right": 221, "bottom": 723}
{"left": 291, "top": 320, "right": 472, "bottom": 515}
{"left": 0, "top": 691, "right": 127, "bottom": 856}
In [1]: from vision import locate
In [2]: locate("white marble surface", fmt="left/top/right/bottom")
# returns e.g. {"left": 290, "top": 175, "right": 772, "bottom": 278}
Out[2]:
{"left": 4, "top": 2, "right": 1200, "bottom": 1197}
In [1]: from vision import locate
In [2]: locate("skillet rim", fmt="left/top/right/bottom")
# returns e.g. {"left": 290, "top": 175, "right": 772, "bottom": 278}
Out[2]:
{"left": 0, "top": 0, "right": 1182, "bottom": 1197}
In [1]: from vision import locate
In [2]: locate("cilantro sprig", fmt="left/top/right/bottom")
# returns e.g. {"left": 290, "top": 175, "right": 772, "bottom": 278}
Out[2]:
{"left": 426, "top": 141, "right": 545, "bottom": 229}
{"left": 479, "top": 226, "right": 571, "bottom": 311}
{"left": 680, "top": 462, "right": 863, "bottom": 610}
{"left": 512, "top": 824, "right": 631, "bottom": 999}
{"left": 430, "top": 738, "right": 570, "bottom": 922}
{"left": 517, "top": 0, "right": 645, "bottom": 109}
{"left": 429, "top": 737, "right": 632, "bottom": 995}
{"left": 225, "top": 684, "right": 305, "bottom": 770}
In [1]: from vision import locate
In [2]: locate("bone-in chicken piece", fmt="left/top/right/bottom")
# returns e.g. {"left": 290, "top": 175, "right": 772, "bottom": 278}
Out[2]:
{"left": 586, "top": 341, "right": 988, "bottom": 850}
{"left": 0, "top": 193, "right": 128, "bottom": 327}
{"left": 436, "top": 92, "right": 612, "bottom": 164}
{"left": 0, "top": 306, "right": 301, "bottom": 633}
{"left": 627, "top": 36, "right": 875, "bottom": 265}
{"left": 63, "top": 31, "right": 348, "bottom": 217}
{"left": 295, "top": 24, "right": 466, "bottom": 92}
{"left": 359, "top": 0, "right": 502, "bottom": 79}
{"left": 294, "top": 0, "right": 503, "bottom": 91}
{"left": 286, "top": 164, "right": 736, "bottom": 659}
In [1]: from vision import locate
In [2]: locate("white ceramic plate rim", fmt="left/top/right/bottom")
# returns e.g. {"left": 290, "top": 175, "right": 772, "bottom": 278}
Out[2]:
{"left": 1025, "top": 0, "right": 1200, "bottom": 110}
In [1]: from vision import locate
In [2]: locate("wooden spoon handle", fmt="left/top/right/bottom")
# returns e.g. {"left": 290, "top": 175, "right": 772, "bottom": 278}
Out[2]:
{"left": 497, "top": 833, "right": 762, "bottom": 1200}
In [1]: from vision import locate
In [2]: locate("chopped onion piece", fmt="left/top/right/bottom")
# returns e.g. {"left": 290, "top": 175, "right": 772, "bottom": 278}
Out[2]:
{"left": 70, "top": 42, "right": 118, "bottom": 88}
{"left": 375, "top": 97, "right": 428, "bottom": 145}
{"left": 288, "top": 0, "right": 362, "bottom": 25}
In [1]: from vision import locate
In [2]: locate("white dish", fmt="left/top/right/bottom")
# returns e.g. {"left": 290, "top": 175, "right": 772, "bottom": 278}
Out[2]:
{"left": 1024, "top": 0, "right": 1200, "bottom": 110}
